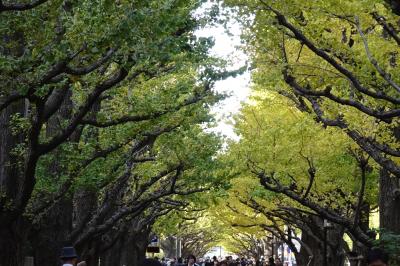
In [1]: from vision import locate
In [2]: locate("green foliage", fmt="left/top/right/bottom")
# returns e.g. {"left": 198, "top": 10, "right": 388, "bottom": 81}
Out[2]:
{"left": 373, "top": 229, "right": 400, "bottom": 263}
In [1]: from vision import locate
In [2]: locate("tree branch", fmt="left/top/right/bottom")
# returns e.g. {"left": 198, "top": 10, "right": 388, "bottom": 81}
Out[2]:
{"left": 0, "top": 0, "right": 48, "bottom": 12}
{"left": 38, "top": 68, "right": 128, "bottom": 155}
{"left": 355, "top": 16, "right": 400, "bottom": 93}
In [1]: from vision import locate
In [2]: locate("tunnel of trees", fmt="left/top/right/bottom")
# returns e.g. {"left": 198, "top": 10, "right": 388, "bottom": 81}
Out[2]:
{"left": 1, "top": 0, "right": 400, "bottom": 266}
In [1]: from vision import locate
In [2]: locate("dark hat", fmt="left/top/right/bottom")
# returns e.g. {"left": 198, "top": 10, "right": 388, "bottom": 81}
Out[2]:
{"left": 60, "top": 246, "right": 78, "bottom": 259}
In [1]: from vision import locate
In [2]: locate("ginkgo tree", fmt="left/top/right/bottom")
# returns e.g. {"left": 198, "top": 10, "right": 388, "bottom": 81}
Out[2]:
{"left": 219, "top": 92, "right": 379, "bottom": 265}
{"left": 0, "top": 1, "right": 234, "bottom": 265}
{"left": 222, "top": 0, "right": 400, "bottom": 239}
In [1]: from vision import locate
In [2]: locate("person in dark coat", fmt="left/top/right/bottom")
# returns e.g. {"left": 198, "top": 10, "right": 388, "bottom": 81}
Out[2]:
{"left": 187, "top": 254, "right": 199, "bottom": 266}
{"left": 268, "top": 257, "right": 275, "bottom": 266}
{"left": 366, "top": 248, "right": 389, "bottom": 266}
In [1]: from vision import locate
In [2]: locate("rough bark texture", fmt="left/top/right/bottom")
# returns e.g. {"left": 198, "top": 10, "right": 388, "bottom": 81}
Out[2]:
{"left": 30, "top": 198, "right": 73, "bottom": 266}
{"left": 30, "top": 91, "right": 75, "bottom": 266}
{"left": 0, "top": 100, "right": 30, "bottom": 266}
{"left": 100, "top": 229, "right": 150, "bottom": 266}
{"left": 297, "top": 217, "right": 345, "bottom": 266}
{"left": 379, "top": 169, "right": 400, "bottom": 234}
{"left": 73, "top": 188, "right": 100, "bottom": 265}
{"left": 0, "top": 220, "right": 30, "bottom": 266}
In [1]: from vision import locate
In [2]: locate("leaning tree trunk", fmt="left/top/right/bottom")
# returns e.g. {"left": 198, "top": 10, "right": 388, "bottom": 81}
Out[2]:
{"left": 30, "top": 91, "right": 78, "bottom": 266}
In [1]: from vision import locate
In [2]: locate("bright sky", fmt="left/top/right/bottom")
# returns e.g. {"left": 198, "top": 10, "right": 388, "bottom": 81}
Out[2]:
{"left": 195, "top": 3, "right": 251, "bottom": 140}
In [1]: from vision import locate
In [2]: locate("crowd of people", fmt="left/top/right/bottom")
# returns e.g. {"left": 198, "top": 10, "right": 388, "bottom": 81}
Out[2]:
{"left": 156, "top": 255, "right": 284, "bottom": 266}
{"left": 58, "top": 245, "right": 390, "bottom": 266}
{"left": 148, "top": 248, "right": 390, "bottom": 266}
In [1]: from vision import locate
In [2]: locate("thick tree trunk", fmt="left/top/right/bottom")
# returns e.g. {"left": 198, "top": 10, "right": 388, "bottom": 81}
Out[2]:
{"left": 30, "top": 198, "right": 73, "bottom": 266}
{"left": 0, "top": 100, "right": 31, "bottom": 266}
{"left": 379, "top": 168, "right": 400, "bottom": 234}
{"left": 100, "top": 229, "right": 149, "bottom": 266}
{"left": 297, "top": 217, "right": 345, "bottom": 266}
{"left": 0, "top": 220, "right": 31, "bottom": 266}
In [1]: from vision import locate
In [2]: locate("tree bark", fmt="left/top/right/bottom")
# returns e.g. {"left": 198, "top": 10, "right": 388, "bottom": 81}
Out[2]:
{"left": 379, "top": 168, "right": 400, "bottom": 234}
{"left": 297, "top": 216, "right": 345, "bottom": 266}
{"left": 0, "top": 99, "right": 31, "bottom": 265}
{"left": 30, "top": 198, "right": 73, "bottom": 266}
{"left": 100, "top": 229, "right": 150, "bottom": 266}
{"left": 30, "top": 90, "right": 75, "bottom": 266}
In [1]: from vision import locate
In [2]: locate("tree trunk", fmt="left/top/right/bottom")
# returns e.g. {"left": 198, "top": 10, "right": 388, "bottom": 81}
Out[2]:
{"left": 161, "top": 236, "right": 177, "bottom": 258}
{"left": 30, "top": 91, "right": 76, "bottom": 266}
{"left": 30, "top": 198, "right": 73, "bottom": 266}
{"left": 100, "top": 229, "right": 149, "bottom": 266}
{"left": 297, "top": 216, "right": 345, "bottom": 266}
{"left": 379, "top": 168, "right": 400, "bottom": 234}
{"left": 0, "top": 100, "right": 31, "bottom": 266}
{"left": 0, "top": 220, "right": 29, "bottom": 266}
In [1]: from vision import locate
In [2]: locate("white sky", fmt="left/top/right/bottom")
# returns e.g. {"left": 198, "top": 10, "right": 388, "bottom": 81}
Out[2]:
{"left": 195, "top": 3, "right": 251, "bottom": 140}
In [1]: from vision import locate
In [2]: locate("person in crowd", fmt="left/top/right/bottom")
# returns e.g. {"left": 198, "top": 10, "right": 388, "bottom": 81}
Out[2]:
{"left": 274, "top": 258, "right": 283, "bottom": 266}
{"left": 267, "top": 257, "right": 275, "bottom": 266}
{"left": 169, "top": 258, "right": 177, "bottom": 266}
{"left": 60, "top": 246, "right": 79, "bottom": 266}
{"left": 187, "top": 254, "right": 199, "bottom": 266}
{"left": 205, "top": 256, "right": 213, "bottom": 266}
{"left": 198, "top": 257, "right": 204, "bottom": 266}
{"left": 366, "top": 248, "right": 389, "bottom": 266}
{"left": 212, "top": 256, "right": 219, "bottom": 266}
{"left": 225, "top": 256, "right": 235, "bottom": 266}
{"left": 140, "top": 258, "right": 163, "bottom": 266}
{"left": 177, "top": 257, "right": 186, "bottom": 266}
{"left": 218, "top": 260, "right": 228, "bottom": 266}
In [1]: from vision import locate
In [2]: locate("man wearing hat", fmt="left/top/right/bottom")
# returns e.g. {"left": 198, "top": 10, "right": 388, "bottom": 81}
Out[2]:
{"left": 60, "top": 246, "right": 78, "bottom": 266}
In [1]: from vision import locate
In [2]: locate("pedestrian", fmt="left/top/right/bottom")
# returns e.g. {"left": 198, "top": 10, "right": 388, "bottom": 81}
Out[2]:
{"left": 268, "top": 257, "right": 275, "bottom": 266}
{"left": 177, "top": 257, "right": 186, "bottom": 266}
{"left": 205, "top": 256, "right": 213, "bottom": 266}
{"left": 140, "top": 258, "right": 163, "bottom": 266}
{"left": 218, "top": 261, "right": 228, "bottom": 266}
{"left": 213, "top": 256, "right": 219, "bottom": 266}
{"left": 187, "top": 254, "right": 199, "bottom": 266}
{"left": 366, "top": 248, "right": 389, "bottom": 266}
{"left": 275, "top": 258, "right": 283, "bottom": 266}
{"left": 60, "top": 246, "right": 79, "bottom": 266}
